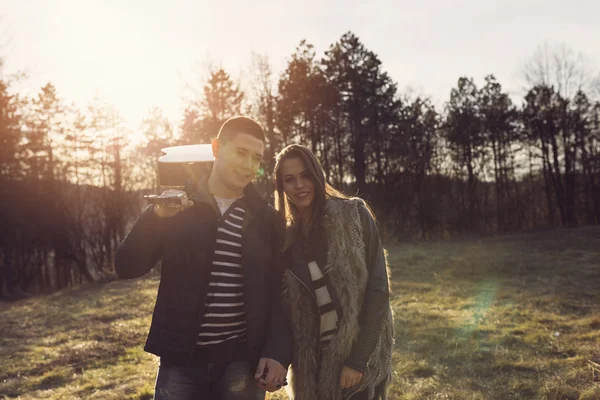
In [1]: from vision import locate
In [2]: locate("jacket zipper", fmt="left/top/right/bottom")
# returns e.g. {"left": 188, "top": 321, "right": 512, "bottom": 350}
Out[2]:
{"left": 287, "top": 268, "right": 317, "bottom": 305}
{"left": 287, "top": 266, "right": 323, "bottom": 379}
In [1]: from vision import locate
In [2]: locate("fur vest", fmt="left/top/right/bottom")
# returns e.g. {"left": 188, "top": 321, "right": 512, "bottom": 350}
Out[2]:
{"left": 281, "top": 198, "right": 394, "bottom": 400}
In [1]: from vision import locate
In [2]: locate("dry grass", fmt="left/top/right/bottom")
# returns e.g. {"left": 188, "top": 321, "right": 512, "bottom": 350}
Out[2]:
{"left": 1, "top": 226, "right": 599, "bottom": 399}
{"left": 0, "top": 278, "right": 158, "bottom": 399}
{"left": 387, "top": 226, "right": 600, "bottom": 400}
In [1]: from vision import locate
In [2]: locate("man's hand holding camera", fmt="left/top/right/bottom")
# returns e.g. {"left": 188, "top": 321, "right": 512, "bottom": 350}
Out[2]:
{"left": 148, "top": 189, "right": 194, "bottom": 218}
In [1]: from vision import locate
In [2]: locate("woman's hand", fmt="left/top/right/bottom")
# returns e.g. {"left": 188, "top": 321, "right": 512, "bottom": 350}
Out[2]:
{"left": 255, "top": 358, "right": 287, "bottom": 392}
{"left": 340, "top": 366, "right": 363, "bottom": 389}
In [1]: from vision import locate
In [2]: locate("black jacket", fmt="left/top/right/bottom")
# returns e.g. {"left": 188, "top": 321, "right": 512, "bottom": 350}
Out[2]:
{"left": 114, "top": 182, "right": 292, "bottom": 369}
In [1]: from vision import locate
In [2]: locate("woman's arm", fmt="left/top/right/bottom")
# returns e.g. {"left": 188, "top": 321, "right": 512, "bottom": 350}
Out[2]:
{"left": 344, "top": 204, "right": 391, "bottom": 373}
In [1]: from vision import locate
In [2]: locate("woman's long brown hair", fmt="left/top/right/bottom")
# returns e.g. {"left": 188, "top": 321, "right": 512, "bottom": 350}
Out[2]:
{"left": 273, "top": 144, "right": 349, "bottom": 243}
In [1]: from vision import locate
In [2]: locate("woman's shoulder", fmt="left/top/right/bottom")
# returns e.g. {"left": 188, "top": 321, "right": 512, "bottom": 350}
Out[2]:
{"left": 326, "top": 197, "right": 376, "bottom": 228}
{"left": 325, "top": 195, "right": 365, "bottom": 205}
{"left": 325, "top": 196, "right": 368, "bottom": 211}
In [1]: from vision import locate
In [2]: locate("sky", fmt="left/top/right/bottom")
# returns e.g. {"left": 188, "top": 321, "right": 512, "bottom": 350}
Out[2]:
{"left": 1, "top": 0, "right": 599, "bottom": 135}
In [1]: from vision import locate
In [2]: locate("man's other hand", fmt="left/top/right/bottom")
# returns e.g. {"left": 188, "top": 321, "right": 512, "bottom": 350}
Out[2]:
{"left": 254, "top": 358, "right": 287, "bottom": 392}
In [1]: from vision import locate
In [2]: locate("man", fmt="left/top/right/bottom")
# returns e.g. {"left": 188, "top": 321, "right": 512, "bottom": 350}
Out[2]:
{"left": 115, "top": 116, "right": 291, "bottom": 399}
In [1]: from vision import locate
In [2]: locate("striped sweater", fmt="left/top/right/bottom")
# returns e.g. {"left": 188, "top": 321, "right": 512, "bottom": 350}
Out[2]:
{"left": 307, "top": 260, "right": 339, "bottom": 347}
{"left": 197, "top": 203, "right": 247, "bottom": 346}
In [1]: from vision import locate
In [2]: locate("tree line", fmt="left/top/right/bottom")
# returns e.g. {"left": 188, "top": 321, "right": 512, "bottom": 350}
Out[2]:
{"left": 1, "top": 33, "right": 599, "bottom": 299}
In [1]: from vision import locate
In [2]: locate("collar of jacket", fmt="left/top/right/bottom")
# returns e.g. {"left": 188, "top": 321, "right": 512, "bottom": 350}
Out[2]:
{"left": 283, "top": 221, "right": 327, "bottom": 285}
{"left": 283, "top": 237, "right": 312, "bottom": 289}
{"left": 189, "top": 175, "right": 268, "bottom": 224}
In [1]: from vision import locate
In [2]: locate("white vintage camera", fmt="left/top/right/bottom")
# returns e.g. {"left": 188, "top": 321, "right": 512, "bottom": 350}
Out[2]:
{"left": 144, "top": 144, "right": 213, "bottom": 206}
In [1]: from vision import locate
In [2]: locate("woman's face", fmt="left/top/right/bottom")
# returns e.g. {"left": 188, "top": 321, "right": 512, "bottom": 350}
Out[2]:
{"left": 280, "top": 157, "right": 316, "bottom": 214}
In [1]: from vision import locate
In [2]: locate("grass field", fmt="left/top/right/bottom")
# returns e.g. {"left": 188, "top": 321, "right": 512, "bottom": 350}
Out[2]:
{"left": 1, "top": 226, "right": 599, "bottom": 399}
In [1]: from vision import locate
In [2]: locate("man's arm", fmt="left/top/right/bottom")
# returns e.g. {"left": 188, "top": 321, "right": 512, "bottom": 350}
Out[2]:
{"left": 260, "top": 265, "right": 292, "bottom": 368}
{"left": 255, "top": 210, "right": 292, "bottom": 390}
{"left": 260, "top": 211, "right": 292, "bottom": 367}
{"left": 114, "top": 205, "right": 164, "bottom": 279}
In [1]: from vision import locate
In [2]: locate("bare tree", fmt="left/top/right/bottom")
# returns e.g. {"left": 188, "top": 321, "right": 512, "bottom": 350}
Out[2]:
{"left": 591, "top": 74, "right": 600, "bottom": 100}
{"left": 246, "top": 52, "right": 278, "bottom": 177}
{"left": 522, "top": 42, "right": 597, "bottom": 99}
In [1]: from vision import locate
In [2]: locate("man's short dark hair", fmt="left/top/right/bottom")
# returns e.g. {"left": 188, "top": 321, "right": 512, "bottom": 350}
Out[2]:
{"left": 216, "top": 116, "right": 266, "bottom": 143}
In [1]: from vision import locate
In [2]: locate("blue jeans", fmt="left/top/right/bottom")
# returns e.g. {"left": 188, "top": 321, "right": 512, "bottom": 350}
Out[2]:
{"left": 154, "top": 360, "right": 265, "bottom": 400}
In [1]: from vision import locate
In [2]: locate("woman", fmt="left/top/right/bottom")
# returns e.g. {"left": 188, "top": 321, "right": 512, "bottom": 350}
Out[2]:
{"left": 273, "top": 144, "right": 394, "bottom": 400}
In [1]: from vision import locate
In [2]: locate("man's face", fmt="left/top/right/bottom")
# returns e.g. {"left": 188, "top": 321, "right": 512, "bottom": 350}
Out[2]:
{"left": 213, "top": 132, "right": 265, "bottom": 192}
